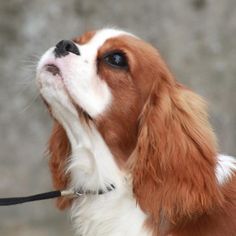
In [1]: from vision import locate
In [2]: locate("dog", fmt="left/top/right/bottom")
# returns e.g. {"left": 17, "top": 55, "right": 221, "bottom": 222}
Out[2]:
{"left": 36, "top": 28, "right": 236, "bottom": 236}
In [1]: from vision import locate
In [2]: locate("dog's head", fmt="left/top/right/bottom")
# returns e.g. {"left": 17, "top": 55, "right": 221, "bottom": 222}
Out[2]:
{"left": 37, "top": 28, "right": 223, "bottom": 226}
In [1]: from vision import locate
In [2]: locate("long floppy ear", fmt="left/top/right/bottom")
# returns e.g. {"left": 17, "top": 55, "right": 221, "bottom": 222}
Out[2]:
{"left": 48, "top": 121, "right": 72, "bottom": 210}
{"left": 131, "top": 70, "right": 224, "bottom": 227}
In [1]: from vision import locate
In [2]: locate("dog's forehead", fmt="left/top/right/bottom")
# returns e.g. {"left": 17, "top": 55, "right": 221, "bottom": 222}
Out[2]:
{"left": 74, "top": 28, "right": 134, "bottom": 51}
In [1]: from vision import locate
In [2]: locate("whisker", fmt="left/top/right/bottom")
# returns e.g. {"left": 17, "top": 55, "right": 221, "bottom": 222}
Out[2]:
{"left": 19, "top": 53, "right": 41, "bottom": 72}
{"left": 20, "top": 92, "right": 41, "bottom": 114}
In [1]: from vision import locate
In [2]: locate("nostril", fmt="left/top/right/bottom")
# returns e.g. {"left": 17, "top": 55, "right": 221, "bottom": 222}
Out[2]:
{"left": 65, "top": 43, "right": 71, "bottom": 52}
{"left": 54, "top": 40, "right": 80, "bottom": 57}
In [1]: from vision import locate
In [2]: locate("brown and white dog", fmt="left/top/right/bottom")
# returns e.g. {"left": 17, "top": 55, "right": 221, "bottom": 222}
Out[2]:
{"left": 36, "top": 28, "right": 236, "bottom": 236}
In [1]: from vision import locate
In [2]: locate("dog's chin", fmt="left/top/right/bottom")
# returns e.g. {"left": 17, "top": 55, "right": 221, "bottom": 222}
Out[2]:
{"left": 42, "top": 93, "right": 93, "bottom": 125}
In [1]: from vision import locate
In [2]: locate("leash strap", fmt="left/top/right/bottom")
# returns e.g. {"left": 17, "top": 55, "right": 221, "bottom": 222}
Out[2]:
{"left": 0, "top": 185, "right": 115, "bottom": 206}
{"left": 0, "top": 190, "right": 64, "bottom": 206}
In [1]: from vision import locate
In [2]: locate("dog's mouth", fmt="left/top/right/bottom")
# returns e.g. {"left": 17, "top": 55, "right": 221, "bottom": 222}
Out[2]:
{"left": 45, "top": 64, "right": 61, "bottom": 77}
{"left": 39, "top": 63, "right": 93, "bottom": 123}
{"left": 42, "top": 63, "right": 93, "bottom": 122}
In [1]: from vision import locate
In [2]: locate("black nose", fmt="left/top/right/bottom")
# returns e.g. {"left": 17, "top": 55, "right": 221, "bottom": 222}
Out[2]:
{"left": 54, "top": 40, "right": 80, "bottom": 57}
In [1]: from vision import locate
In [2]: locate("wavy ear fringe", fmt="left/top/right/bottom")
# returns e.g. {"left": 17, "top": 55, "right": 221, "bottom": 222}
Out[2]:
{"left": 48, "top": 121, "right": 72, "bottom": 210}
{"left": 131, "top": 79, "right": 224, "bottom": 227}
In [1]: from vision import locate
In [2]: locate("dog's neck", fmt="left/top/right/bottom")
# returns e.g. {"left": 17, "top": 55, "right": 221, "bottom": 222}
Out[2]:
{"left": 66, "top": 119, "right": 123, "bottom": 194}
{"left": 65, "top": 119, "right": 149, "bottom": 236}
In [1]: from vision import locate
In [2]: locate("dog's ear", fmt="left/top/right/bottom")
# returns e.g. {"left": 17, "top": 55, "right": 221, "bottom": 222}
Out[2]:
{"left": 48, "top": 121, "right": 72, "bottom": 210}
{"left": 130, "top": 68, "right": 224, "bottom": 227}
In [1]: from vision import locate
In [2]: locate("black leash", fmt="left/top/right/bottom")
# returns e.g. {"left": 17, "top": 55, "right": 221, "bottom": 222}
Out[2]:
{"left": 0, "top": 185, "right": 115, "bottom": 206}
{"left": 0, "top": 190, "right": 73, "bottom": 206}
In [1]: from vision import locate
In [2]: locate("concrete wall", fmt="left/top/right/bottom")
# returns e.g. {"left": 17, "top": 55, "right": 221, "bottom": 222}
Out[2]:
{"left": 0, "top": 0, "right": 235, "bottom": 235}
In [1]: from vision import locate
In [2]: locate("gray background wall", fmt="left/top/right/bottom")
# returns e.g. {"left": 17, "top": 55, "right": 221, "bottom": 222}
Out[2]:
{"left": 0, "top": 0, "right": 235, "bottom": 235}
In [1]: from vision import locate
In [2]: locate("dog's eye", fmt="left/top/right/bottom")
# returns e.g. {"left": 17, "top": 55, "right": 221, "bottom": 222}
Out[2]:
{"left": 103, "top": 52, "right": 128, "bottom": 69}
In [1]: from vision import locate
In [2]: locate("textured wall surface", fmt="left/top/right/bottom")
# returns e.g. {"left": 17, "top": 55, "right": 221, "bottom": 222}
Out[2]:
{"left": 0, "top": 0, "right": 235, "bottom": 235}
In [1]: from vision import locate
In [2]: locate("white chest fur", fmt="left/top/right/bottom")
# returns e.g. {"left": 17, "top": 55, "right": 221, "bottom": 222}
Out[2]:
{"left": 71, "top": 185, "right": 150, "bottom": 236}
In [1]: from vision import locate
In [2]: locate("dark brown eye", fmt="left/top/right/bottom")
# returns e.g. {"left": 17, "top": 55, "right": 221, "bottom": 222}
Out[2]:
{"left": 103, "top": 51, "right": 128, "bottom": 69}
